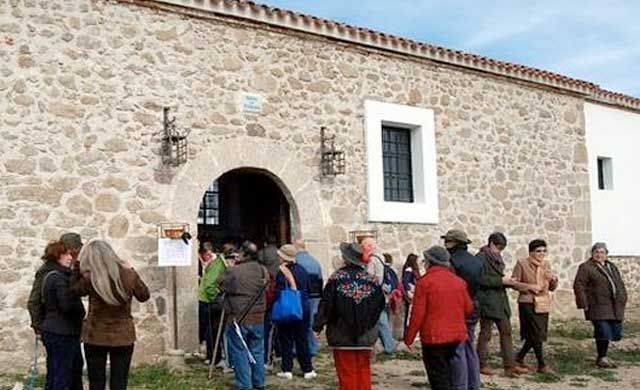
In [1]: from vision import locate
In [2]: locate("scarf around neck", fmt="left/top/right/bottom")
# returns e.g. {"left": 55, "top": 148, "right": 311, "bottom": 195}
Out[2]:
{"left": 530, "top": 256, "right": 542, "bottom": 268}
{"left": 480, "top": 245, "right": 505, "bottom": 275}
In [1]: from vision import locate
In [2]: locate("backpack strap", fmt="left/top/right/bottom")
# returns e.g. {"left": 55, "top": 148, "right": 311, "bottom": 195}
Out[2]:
{"left": 40, "top": 270, "right": 63, "bottom": 304}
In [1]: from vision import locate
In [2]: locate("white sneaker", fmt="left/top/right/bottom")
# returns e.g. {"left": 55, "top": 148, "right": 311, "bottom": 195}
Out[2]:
{"left": 303, "top": 371, "right": 317, "bottom": 380}
{"left": 216, "top": 360, "right": 227, "bottom": 369}
{"left": 222, "top": 366, "right": 234, "bottom": 374}
{"left": 276, "top": 372, "right": 293, "bottom": 380}
{"left": 204, "top": 359, "right": 211, "bottom": 365}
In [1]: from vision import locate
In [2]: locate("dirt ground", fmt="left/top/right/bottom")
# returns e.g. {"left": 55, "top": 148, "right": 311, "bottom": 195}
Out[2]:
{"left": 2, "top": 315, "right": 639, "bottom": 389}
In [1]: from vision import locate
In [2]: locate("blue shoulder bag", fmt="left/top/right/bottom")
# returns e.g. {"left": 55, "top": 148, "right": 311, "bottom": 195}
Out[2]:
{"left": 271, "top": 266, "right": 303, "bottom": 323}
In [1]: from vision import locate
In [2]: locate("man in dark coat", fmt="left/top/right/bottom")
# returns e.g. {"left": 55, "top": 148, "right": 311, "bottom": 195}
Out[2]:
{"left": 475, "top": 232, "right": 527, "bottom": 376}
{"left": 442, "top": 229, "right": 482, "bottom": 390}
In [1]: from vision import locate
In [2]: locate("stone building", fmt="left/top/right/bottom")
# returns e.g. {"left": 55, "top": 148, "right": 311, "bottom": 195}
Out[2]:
{"left": 0, "top": 0, "right": 638, "bottom": 371}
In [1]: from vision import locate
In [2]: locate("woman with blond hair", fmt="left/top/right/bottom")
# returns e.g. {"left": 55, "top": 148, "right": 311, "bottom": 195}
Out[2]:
{"left": 71, "top": 239, "right": 150, "bottom": 390}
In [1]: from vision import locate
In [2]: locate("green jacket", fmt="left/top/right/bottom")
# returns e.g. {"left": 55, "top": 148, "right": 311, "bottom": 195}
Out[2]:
{"left": 476, "top": 252, "right": 511, "bottom": 320}
{"left": 198, "top": 256, "right": 227, "bottom": 303}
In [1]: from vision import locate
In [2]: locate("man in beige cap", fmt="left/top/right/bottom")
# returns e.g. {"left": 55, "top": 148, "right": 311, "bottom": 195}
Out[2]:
{"left": 441, "top": 229, "right": 483, "bottom": 389}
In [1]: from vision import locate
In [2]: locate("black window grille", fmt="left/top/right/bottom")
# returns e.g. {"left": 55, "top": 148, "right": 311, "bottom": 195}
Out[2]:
{"left": 198, "top": 180, "right": 219, "bottom": 225}
{"left": 382, "top": 126, "right": 414, "bottom": 202}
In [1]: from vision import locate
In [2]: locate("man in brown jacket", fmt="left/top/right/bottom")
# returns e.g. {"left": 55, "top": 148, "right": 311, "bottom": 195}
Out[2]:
{"left": 218, "top": 241, "right": 268, "bottom": 390}
{"left": 573, "top": 242, "right": 627, "bottom": 368}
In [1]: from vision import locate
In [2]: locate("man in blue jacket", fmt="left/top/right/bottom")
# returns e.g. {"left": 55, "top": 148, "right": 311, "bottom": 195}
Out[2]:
{"left": 294, "top": 239, "right": 323, "bottom": 356}
{"left": 442, "top": 229, "right": 483, "bottom": 390}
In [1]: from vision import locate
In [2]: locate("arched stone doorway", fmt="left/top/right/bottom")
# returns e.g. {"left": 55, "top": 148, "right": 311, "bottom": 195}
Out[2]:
{"left": 167, "top": 138, "right": 328, "bottom": 351}
{"left": 196, "top": 168, "right": 295, "bottom": 250}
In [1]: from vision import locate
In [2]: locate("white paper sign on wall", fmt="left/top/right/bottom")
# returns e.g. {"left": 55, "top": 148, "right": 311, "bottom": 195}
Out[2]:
{"left": 241, "top": 93, "right": 263, "bottom": 114}
{"left": 158, "top": 238, "right": 192, "bottom": 267}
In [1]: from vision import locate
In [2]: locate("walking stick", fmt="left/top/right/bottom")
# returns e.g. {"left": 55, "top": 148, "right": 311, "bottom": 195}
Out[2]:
{"left": 207, "top": 306, "right": 226, "bottom": 379}
{"left": 25, "top": 336, "right": 39, "bottom": 390}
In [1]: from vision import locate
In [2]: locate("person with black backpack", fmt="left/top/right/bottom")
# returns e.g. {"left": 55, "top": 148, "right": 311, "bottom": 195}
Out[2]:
{"left": 39, "top": 240, "right": 86, "bottom": 390}
{"left": 28, "top": 232, "right": 83, "bottom": 336}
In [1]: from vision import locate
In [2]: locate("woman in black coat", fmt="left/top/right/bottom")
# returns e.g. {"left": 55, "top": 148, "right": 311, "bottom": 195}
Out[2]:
{"left": 573, "top": 242, "right": 627, "bottom": 368}
{"left": 40, "top": 240, "right": 86, "bottom": 390}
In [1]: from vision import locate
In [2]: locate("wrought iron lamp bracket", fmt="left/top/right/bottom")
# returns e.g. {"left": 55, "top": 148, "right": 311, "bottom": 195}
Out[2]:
{"left": 320, "top": 126, "right": 346, "bottom": 176}
{"left": 160, "top": 107, "right": 188, "bottom": 167}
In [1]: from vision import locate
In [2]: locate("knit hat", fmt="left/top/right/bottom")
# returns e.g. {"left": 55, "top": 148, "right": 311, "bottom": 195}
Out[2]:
{"left": 277, "top": 244, "right": 297, "bottom": 262}
{"left": 423, "top": 245, "right": 451, "bottom": 267}
{"left": 440, "top": 229, "right": 472, "bottom": 244}
{"left": 339, "top": 242, "right": 366, "bottom": 267}
{"left": 60, "top": 232, "right": 83, "bottom": 251}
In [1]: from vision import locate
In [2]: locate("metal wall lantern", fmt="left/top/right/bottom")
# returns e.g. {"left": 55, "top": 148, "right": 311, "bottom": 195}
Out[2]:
{"left": 320, "top": 126, "right": 346, "bottom": 176}
{"left": 161, "top": 107, "right": 188, "bottom": 167}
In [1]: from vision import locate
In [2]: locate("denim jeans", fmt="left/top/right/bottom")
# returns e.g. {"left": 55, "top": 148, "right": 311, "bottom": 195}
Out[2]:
{"left": 306, "top": 297, "right": 320, "bottom": 356}
{"left": 451, "top": 321, "right": 480, "bottom": 390}
{"left": 226, "top": 322, "right": 265, "bottom": 390}
{"left": 377, "top": 309, "right": 396, "bottom": 355}
{"left": 42, "top": 331, "right": 83, "bottom": 390}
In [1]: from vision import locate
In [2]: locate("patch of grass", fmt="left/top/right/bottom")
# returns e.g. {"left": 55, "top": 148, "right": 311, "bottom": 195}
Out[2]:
{"left": 623, "top": 320, "right": 640, "bottom": 337}
{"left": 378, "top": 350, "right": 422, "bottom": 362}
{"left": 548, "top": 346, "right": 593, "bottom": 376}
{"left": 527, "top": 372, "right": 562, "bottom": 383}
{"left": 610, "top": 349, "right": 640, "bottom": 364}
{"left": 128, "top": 363, "right": 230, "bottom": 389}
{"left": 549, "top": 321, "right": 593, "bottom": 340}
{"left": 588, "top": 369, "right": 618, "bottom": 382}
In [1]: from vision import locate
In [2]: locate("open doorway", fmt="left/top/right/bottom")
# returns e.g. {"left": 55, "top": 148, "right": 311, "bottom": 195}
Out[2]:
{"left": 196, "top": 167, "right": 292, "bottom": 251}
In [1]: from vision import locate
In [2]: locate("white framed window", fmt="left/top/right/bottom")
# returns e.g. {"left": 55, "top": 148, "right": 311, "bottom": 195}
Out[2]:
{"left": 597, "top": 156, "right": 613, "bottom": 190}
{"left": 364, "top": 100, "right": 439, "bottom": 224}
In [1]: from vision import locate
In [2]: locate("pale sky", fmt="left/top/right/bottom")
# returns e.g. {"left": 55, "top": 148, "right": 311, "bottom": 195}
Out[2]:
{"left": 261, "top": 0, "right": 640, "bottom": 97}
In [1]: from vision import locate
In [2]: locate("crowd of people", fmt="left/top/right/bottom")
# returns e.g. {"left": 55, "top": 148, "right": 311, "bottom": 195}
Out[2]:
{"left": 196, "top": 230, "right": 628, "bottom": 390}
{"left": 27, "top": 229, "right": 628, "bottom": 390}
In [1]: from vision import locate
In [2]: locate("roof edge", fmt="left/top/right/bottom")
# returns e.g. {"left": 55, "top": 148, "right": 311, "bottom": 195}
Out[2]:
{"left": 122, "top": 0, "right": 640, "bottom": 113}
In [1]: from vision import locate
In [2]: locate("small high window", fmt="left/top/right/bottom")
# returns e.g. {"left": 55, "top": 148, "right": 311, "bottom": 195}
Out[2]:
{"left": 198, "top": 180, "right": 220, "bottom": 225}
{"left": 382, "top": 126, "right": 414, "bottom": 202}
{"left": 597, "top": 157, "right": 613, "bottom": 190}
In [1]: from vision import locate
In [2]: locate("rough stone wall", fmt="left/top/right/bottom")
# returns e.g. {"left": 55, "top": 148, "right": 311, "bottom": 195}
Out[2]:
{"left": 611, "top": 257, "right": 640, "bottom": 309}
{"left": 0, "top": 0, "right": 595, "bottom": 371}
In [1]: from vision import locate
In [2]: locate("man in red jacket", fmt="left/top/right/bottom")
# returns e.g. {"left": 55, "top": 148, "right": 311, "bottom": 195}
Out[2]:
{"left": 404, "top": 246, "right": 474, "bottom": 390}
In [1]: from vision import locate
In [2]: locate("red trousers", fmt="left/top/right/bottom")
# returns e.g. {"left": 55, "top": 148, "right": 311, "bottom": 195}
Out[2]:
{"left": 333, "top": 349, "right": 372, "bottom": 390}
